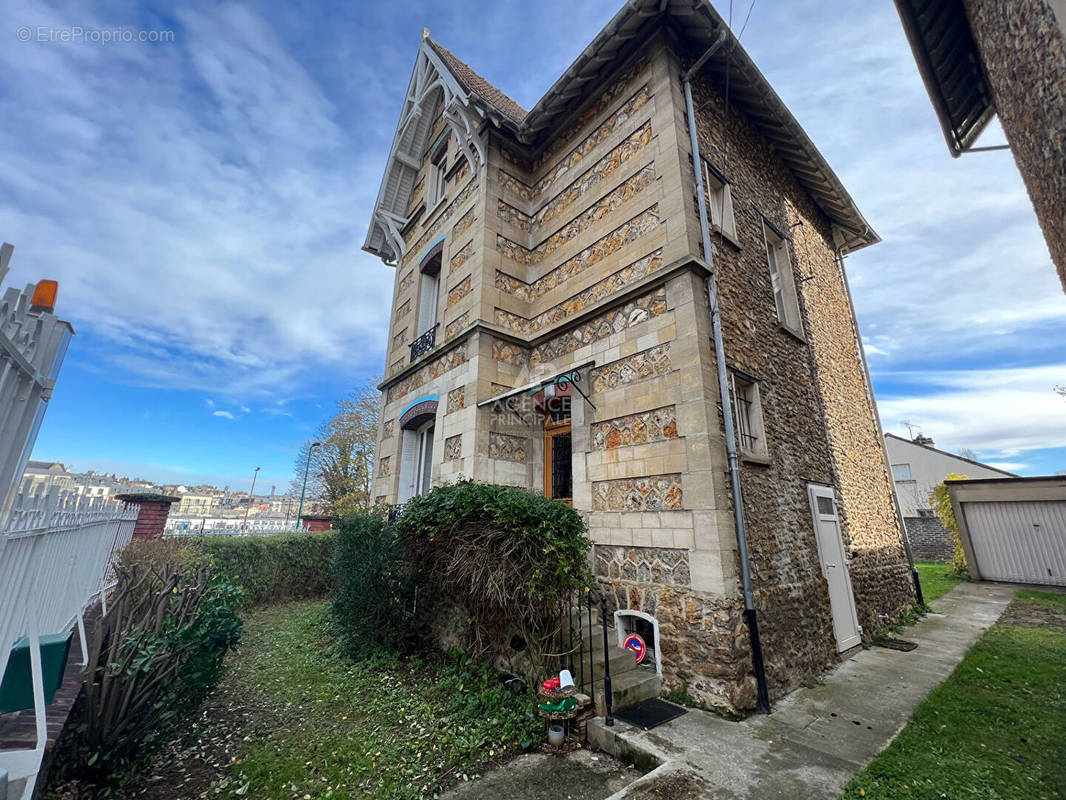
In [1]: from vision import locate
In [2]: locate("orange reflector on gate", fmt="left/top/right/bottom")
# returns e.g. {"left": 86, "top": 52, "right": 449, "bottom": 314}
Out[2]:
{"left": 30, "top": 280, "right": 58, "bottom": 311}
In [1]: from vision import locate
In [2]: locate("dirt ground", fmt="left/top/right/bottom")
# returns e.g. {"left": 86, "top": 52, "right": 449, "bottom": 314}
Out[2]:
{"left": 439, "top": 748, "right": 642, "bottom": 800}
{"left": 998, "top": 599, "right": 1066, "bottom": 630}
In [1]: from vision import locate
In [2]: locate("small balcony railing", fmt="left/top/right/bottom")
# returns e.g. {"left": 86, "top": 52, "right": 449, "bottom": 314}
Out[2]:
{"left": 409, "top": 326, "right": 436, "bottom": 361}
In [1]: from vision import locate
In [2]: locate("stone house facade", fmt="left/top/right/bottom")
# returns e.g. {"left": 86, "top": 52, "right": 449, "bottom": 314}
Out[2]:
{"left": 364, "top": 0, "right": 915, "bottom": 712}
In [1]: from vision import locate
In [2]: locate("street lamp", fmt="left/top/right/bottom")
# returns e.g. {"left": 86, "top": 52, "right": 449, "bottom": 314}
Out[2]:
{"left": 296, "top": 441, "right": 321, "bottom": 531}
{"left": 243, "top": 466, "right": 260, "bottom": 531}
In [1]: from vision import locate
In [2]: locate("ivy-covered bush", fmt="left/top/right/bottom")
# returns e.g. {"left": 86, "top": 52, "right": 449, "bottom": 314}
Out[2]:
{"left": 331, "top": 511, "right": 423, "bottom": 659}
{"left": 393, "top": 480, "right": 592, "bottom": 664}
{"left": 202, "top": 531, "right": 337, "bottom": 605}
{"left": 55, "top": 539, "right": 243, "bottom": 784}
{"left": 931, "top": 473, "right": 969, "bottom": 575}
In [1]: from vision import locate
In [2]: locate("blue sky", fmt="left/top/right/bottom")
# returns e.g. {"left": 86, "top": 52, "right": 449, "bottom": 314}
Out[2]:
{"left": 2, "top": 0, "right": 1064, "bottom": 492}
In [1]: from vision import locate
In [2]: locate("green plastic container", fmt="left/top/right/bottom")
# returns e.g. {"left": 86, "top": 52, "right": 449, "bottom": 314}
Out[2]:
{"left": 0, "top": 631, "right": 73, "bottom": 713}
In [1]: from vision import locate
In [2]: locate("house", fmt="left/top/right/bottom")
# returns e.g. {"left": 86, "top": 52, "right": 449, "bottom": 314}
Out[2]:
{"left": 364, "top": 0, "right": 915, "bottom": 712}
{"left": 884, "top": 432, "right": 1015, "bottom": 560}
{"left": 894, "top": 0, "right": 1066, "bottom": 292}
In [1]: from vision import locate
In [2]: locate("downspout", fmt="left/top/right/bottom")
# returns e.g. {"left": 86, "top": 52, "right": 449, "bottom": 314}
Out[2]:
{"left": 833, "top": 242, "right": 924, "bottom": 606}
{"left": 683, "top": 32, "right": 772, "bottom": 715}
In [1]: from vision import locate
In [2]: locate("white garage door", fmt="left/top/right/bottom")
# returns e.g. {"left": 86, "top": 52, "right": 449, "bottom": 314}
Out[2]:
{"left": 963, "top": 501, "right": 1066, "bottom": 586}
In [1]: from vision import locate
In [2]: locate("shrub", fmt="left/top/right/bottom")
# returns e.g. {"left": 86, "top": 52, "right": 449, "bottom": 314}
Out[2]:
{"left": 60, "top": 539, "right": 243, "bottom": 781}
{"left": 931, "top": 473, "right": 969, "bottom": 575}
{"left": 202, "top": 531, "right": 337, "bottom": 605}
{"left": 331, "top": 511, "right": 422, "bottom": 659}
{"left": 393, "top": 480, "right": 592, "bottom": 666}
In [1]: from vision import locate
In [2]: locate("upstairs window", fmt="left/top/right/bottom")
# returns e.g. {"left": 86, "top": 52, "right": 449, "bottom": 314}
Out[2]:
{"left": 891, "top": 463, "right": 913, "bottom": 481}
{"left": 426, "top": 134, "right": 449, "bottom": 210}
{"left": 730, "top": 371, "right": 768, "bottom": 460}
{"left": 701, "top": 159, "right": 738, "bottom": 245}
{"left": 417, "top": 249, "right": 441, "bottom": 338}
{"left": 762, "top": 220, "right": 804, "bottom": 337}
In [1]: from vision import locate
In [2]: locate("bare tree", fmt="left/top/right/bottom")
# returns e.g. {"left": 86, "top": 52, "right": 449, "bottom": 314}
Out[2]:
{"left": 957, "top": 447, "right": 978, "bottom": 461}
{"left": 293, "top": 378, "right": 381, "bottom": 515}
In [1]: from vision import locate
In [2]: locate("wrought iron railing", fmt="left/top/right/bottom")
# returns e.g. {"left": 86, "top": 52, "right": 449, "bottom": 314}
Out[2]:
{"left": 409, "top": 326, "right": 436, "bottom": 361}
{"left": 556, "top": 586, "right": 614, "bottom": 726}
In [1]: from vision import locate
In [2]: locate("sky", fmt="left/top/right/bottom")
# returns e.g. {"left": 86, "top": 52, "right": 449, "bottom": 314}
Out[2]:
{"left": 1, "top": 0, "right": 1064, "bottom": 492}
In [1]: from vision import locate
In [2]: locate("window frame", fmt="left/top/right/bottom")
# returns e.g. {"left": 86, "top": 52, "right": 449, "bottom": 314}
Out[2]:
{"left": 416, "top": 250, "right": 441, "bottom": 338}
{"left": 761, "top": 219, "right": 805, "bottom": 339}
{"left": 425, "top": 135, "right": 449, "bottom": 212}
{"left": 891, "top": 463, "right": 913, "bottom": 482}
{"left": 701, "top": 159, "right": 740, "bottom": 247}
{"left": 542, "top": 397, "right": 573, "bottom": 506}
{"left": 729, "top": 370, "right": 769, "bottom": 462}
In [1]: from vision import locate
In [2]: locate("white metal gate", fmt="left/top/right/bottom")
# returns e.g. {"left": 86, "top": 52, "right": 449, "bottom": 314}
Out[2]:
{"left": 962, "top": 500, "right": 1066, "bottom": 586}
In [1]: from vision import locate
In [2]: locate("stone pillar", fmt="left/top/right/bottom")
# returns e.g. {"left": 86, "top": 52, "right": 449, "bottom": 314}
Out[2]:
{"left": 115, "top": 493, "right": 179, "bottom": 540}
{"left": 300, "top": 514, "right": 333, "bottom": 532}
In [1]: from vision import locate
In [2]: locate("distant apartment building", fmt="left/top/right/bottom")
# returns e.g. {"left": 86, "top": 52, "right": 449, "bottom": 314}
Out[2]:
{"left": 364, "top": 0, "right": 915, "bottom": 711}
{"left": 18, "top": 461, "right": 75, "bottom": 497}
{"left": 885, "top": 432, "right": 1015, "bottom": 559}
{"left": 176, "top": 493, "right": 215, "bottom": 516}
{"left": 895, "top": 0, "right": 1066, "bottom": 292}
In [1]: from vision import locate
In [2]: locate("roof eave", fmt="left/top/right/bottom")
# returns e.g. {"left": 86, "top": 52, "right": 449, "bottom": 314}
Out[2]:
{"left": 518, "top": 0, "right": 880, "bottom": 249}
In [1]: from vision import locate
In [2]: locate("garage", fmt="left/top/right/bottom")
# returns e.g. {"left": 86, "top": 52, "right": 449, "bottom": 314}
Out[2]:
{"left": 947, "top": 476, "right": 1066, "bottom": 587}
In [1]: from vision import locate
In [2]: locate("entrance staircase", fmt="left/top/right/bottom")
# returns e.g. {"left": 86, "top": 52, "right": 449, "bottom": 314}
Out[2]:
{"left": 567, "top": 613, "right": 660, "bottom": 711}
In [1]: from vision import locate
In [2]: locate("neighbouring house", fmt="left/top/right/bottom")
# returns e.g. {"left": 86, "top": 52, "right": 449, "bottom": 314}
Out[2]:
{"left": 364, "top": 0, "right": 915, "bottom": 712}
{"left": 884, "top": 432, "right": 1015, "bottom": 560}
{"left": 894, "top": 0, "right": 1066, "bottom": 292}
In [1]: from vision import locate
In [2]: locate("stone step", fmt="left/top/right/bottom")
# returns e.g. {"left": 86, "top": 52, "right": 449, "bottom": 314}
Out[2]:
{"left": 591, "top": 642, "right": 644, "bottom": 677}
{"left": 596, "top": 668, "right": 661, "bottom": 710}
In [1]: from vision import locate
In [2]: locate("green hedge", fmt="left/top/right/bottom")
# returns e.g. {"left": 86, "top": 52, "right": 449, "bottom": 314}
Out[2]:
{"left": 202, "top": 532, "right": 338, "bottom": 606}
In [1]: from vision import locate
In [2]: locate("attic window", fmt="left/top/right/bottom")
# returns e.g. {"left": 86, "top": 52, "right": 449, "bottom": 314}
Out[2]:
{"left": 426, "top": 133, "right": 449, "bottom": 210}
{"left": 701, "top": 159, "right": 739, "bottom": 246}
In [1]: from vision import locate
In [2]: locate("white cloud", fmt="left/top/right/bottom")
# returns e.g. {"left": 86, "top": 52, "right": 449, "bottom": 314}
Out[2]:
{"left": 212, "top": 410, "right": 234, "bottom": 420}
{"left": 0, "top": 2, "right": 394, "bottom": 396}
{"left": 878, "top": 365, "right": 1066, "bottom": 457}
{"left": 985, "top": 462, "right": 1027, "bottom": 473}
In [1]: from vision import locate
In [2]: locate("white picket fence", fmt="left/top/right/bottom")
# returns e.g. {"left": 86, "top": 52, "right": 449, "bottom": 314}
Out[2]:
{"left": 166, "top": 517, "right": 298, "bottom": 536}
{"left": 0, "top": 492, "right": 136, "bottom": 800}
{"left": 0, "top": 243, "right": 96, "bottom": 800}
{"left": 0, "top": 243, "right": 74, "bottom": 525}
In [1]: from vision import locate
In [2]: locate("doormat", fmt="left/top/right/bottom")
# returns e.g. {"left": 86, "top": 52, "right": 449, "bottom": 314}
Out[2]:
{"left": 614, "top": 698, "right": 687, "bottom": 730}
{"left": 873, "top": 636, "right": 918, "bottom": 651}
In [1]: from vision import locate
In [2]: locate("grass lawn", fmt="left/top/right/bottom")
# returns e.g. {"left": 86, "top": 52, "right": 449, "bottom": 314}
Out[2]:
{"left": 100, "top": 599, "right": 541, "bottom": 800}
{"left": 915, "top": 561, "right": 965, "bottom": 604}
{"left": 840, "top": 590, "right": 1066, "bottom": 800}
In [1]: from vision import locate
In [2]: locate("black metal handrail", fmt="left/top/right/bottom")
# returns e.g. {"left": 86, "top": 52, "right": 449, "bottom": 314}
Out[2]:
{"left": 557, "top": 586, "right": 613, "bottom": 726}
{"left": 409, "top": 327, "right": 436, "bottom": 361}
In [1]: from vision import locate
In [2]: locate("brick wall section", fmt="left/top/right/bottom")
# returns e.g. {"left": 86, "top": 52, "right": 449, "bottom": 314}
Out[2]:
{"left": 964, "top": 0, "right": 1066, "bottom": 291}
{"left": 904, "top": 515, "right": 954, "bottom": 561}
{"left": 116, "top": 494, "right": 178, "bottom": 541}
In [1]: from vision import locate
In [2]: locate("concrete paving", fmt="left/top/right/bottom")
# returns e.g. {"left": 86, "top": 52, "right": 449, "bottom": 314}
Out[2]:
{"left": 589, "top": 581, "right": 1016, "bottom": 799}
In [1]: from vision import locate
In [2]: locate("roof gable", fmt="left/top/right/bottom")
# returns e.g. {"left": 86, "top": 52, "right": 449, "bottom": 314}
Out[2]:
{"left": 363, "top": 0, "right": 881, "bottom": 265}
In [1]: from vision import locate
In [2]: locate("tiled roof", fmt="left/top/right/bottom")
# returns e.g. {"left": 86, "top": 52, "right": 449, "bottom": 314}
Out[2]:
{"left": 427, "top": 39, "right": 528, "bottom": 125}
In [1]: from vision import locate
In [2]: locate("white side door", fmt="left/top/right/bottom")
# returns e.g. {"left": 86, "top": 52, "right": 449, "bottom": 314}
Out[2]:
{"left": 808, "top": 483, "right": 862, "bottom": 651}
